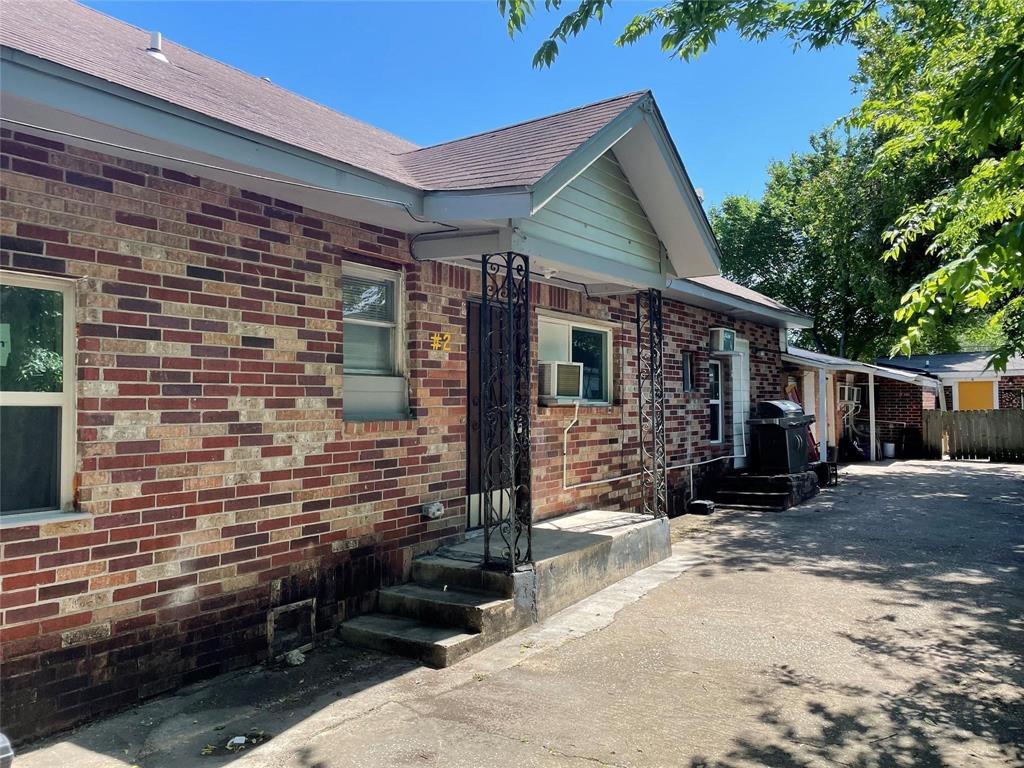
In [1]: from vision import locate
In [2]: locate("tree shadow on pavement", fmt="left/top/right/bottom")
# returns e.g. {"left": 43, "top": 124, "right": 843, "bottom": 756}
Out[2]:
{"left": 677, "top": 461, "right": 1024, "bottom": 768}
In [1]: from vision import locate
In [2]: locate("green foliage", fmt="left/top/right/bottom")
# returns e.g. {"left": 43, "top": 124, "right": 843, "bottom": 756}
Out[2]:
{"left": 858, "top": 1, "right": 1024, "bottom": 369}
{"left": 499, "top": 0, "right": 1024, "bottom": 369}
{"left": 15, "top": 347, "right": 63, "bottom": 392}
{"left": 709, "top": 130, "right": 945, "bottom": 359}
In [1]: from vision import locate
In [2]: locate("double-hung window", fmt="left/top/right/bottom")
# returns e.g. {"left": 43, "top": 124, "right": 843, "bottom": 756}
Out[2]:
{"left": 342, "top": 264, "right": 408, "bottom": 420}
{"left": 0, "top": 272, "right": 76, "bottom": 516}
{"left": 538, "top": 314, "right": 612, "bottom": 404}
{"left": 708, "top": 359, "right": 723, "bottom": 444}
{"left": 343, "top": 264, "right": 400, "bottom": 375}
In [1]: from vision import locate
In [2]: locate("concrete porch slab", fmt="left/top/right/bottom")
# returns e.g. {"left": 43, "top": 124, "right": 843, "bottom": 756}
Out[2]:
{"left": 339, "top": 509, "right": 670, "bottom": 667}
{"left": 445, "top": 509, "right": 671, "bottom": 621}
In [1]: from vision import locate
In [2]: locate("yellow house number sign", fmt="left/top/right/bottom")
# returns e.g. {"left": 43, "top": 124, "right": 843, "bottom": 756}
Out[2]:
{"left": 430, "top": 332, "right": 452, "bottom": 353}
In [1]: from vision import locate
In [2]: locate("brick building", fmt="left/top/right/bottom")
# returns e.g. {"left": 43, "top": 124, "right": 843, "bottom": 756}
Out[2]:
{"left": 782, "top": 347, "right": 943, "bottom": 461}
{"left": 877, "top": 352, "right": 1024, "bottom": 412}
{"left": 0, "top": 1, "right": 810, "bottom": 742}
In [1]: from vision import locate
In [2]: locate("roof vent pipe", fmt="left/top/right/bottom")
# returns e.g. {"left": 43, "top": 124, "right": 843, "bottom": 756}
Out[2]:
{"left": 146, "top": 31, "right": 169, "bottom": 63}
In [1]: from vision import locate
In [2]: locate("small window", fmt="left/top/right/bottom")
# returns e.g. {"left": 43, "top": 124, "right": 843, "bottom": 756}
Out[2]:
{"left": 681, "top": 352, "right": 696, "bottom": 392}
{"left": 708, "top": 359, "right": 723, "bottom": 444}
{"left": 343, "top": 265, "right": 400, "bottom": 375}
{"left": 538, "top": 316, "right": 612, "bottom": 403}
{"left": 342, "top": 264, "right": 408, "bottom": 421}
{"left": 0, "top": 272, "right": 75, "bottom": 516}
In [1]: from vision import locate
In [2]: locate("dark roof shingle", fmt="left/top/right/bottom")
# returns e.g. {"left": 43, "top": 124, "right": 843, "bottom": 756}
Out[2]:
{"left": 1, "top": 1, "right": 648, "bottom": 194}
{"left": 686, "top": 275, "right": 801, "bottom": 314}
{"left": 1, "top": 0, "right": 421, "bottom": 185}
{"left": 397, "top": 92, "right": 647, "bottom": 190}
{"left": 878, "top": 352, "right": 1024, "bottom": 374}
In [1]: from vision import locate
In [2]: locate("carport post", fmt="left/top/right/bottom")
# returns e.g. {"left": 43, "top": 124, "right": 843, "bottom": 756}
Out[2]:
{"left": 817, "top": 366, "right": 827, "bottom": 460}
{"left": 868, "top": 371, "right": 877, "bottom": 461}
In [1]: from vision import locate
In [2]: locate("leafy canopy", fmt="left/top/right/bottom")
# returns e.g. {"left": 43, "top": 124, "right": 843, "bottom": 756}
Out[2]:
{"left": 499, "top": 0, "right": 1024, "bottom": 369}
{"left": 709, "top": 130, "right": 950, "bottom": 360}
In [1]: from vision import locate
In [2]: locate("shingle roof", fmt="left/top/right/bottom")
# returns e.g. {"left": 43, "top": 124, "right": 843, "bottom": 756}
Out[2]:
{"left": 878, "top": 352, "right": 1024, "bottom": 375}
{"left": 0, "top": 0, "right": 647, "bottom": 193}
{"left": 397, "top": 92, "right": 647, "bottom": 190}
{"left": 686, "top": 275, "right": 800, "bottom": 314}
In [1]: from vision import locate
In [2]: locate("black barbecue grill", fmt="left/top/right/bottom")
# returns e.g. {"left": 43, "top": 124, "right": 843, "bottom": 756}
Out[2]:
{"left": 748, "top": 400, "right": 816, "bottom": 474}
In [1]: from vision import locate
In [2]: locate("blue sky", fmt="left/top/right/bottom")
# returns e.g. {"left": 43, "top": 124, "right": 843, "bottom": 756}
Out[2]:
{"left": 87, "top": 1, "right": 860, "bottom": 209}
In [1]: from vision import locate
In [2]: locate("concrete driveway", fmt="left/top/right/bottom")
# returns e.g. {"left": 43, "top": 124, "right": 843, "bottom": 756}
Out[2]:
{"left": 19, "top": 460, "right": 1024, "bottom": 767}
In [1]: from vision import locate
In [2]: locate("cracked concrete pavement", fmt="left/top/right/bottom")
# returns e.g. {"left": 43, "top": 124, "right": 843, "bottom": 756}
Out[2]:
{"left": 16, "top": 460, "right": 1024, "bottom": 767}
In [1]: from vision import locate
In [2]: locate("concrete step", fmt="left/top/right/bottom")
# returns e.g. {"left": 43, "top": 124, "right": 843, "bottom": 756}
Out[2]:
{"left": 410, "top": 555, "right": 514, "bottom": 598}
{"left": 712, "top": 490, "right": 791, "bottom": 509}
{"left": 713, "top": 503, "right": 787, "bottom": 512}
{"left": 715, "top": 475, "right": 800, "bottom": 492}
{"left": 338, "top": 614, "right": 486, "bottom": 668}
{"left": 377, "top": 583, "right": 517, "bottom": 634}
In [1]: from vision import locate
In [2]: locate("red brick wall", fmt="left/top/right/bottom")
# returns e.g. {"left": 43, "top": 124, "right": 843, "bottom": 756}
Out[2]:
{"left": 0, "top": 131, "right": 472, "bottom": 740}
{"left": 0, "top": 131, "right": 784, "bottom": 740}
{"left": 858, "top": 377, "right": 933, "bottom": 444}
{"left": 998, "top": 376, "right": 1024, "bottom": 409}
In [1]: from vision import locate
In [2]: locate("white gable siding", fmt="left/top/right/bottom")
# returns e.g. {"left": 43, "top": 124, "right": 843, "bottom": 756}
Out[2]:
{"left": 520, "top": 150, "right": 663, "bottom": 274}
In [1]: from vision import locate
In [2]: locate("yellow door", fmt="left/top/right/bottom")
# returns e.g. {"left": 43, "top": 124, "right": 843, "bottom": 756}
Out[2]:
{"left": 957, "top": 381, "right": 994, "bottom": 410}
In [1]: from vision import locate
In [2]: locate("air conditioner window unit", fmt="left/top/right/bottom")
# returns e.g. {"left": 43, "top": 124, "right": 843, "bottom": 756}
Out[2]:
{"left": 539, "top": 361, "right": 584, "bottom": 402}
{"left": 838, "top": 384, "right": 862, "bottom": 403}
{"left": 710, "top": 327, "right": 736, "bottom": 353}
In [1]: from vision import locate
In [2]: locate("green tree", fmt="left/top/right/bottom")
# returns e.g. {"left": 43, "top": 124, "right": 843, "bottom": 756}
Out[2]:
{"left": 500, "top": 0, "right": 1024, "bottom": 368}
{"left": 710, "top": 130, "right": 947, "bottom": 359}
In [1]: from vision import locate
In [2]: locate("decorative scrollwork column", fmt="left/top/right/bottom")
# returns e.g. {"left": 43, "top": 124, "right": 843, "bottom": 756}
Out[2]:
{"left": 637, "top": 288, "right": 667, "bottom": 517}
{"left": 480, "top": 252, "right": 532, "bottom": 570}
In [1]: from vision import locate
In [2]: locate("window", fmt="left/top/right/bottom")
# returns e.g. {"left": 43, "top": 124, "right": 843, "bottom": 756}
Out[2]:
{"left": 0, "top": 272, "right": 75, "bottom": 516}
{"left": 343, "top": 264, "right": 401, "bottom": 375}
{"left": 538, "top": 315, "right": 612, "bottom": 403}
{"left": 708, "top": 359, "right": 723, "bottom": 444}
{"left": 341, "top": 264, "right": 408, "bottom": 421}
{"left": 681, "top": 352, "right": 696, "bottom": 392}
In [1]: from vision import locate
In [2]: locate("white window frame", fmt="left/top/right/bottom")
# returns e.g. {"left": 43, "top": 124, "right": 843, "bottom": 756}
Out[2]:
{"left": 342, "top": 262, "right": 404, "bottom": 376}
{"left": 708, "top": 359, "right": 723, "bottom": 444}
{"left": 537, "top": 310, "right": 614, "bottom": 405}
{"left": 0, "top": 270, "right": 76, "bottom": 515}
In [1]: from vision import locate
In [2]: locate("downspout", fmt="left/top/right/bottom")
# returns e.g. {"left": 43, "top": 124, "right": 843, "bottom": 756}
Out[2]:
{"left": 868, "top": 371, "right": 877, "bottom": 461}
{"left": 817, "top": 365, "right": 828, "bottom": 460}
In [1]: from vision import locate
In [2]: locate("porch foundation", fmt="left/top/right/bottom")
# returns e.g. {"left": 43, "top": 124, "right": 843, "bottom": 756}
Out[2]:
{"left": 339, "top": 508, "right": 670, "bottom": 665}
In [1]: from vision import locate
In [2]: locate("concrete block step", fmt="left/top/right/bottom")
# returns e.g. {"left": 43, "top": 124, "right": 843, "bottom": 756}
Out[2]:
{"left": 713, "top": 503, "right": 787, "bottom": 512}
{"left": 338, "top": 613, "right": 486, "bottom": 668}
{"left": 377, "top": 583, "right": 516, "bottom": 634}
{"left": 715, "top": 475, "right": 800, "bottom": 492}
{"left": 410, "top": 555, "right": 513, "bottom": 598}
{"left": 712, "top": 490, "right": 791, "bottom": 510}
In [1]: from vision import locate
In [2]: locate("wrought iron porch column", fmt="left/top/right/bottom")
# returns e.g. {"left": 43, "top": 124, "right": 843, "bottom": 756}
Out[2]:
{"left": 637, "top": 288, "right": 667, "bottom": 517}
{"left": 480, "top": 252, "right": 532, "bottom": 570}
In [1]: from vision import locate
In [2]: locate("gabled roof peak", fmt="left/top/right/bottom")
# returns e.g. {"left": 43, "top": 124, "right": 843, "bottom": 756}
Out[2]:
{"left": 402, "top": 91, "right": 649, "bottom": 157}
{"left": 398, "top": 91, "right": 649, "bottom": 191}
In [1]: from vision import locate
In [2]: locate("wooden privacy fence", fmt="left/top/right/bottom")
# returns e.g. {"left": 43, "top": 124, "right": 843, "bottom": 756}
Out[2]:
{"left": 922, "top": 409, "right": 1024, "bottom": 461}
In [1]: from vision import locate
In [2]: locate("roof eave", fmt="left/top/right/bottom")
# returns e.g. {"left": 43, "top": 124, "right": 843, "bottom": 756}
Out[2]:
{"left": 0, "top": 46, "right": 427, "bottom": 207}
{"left": 666, "top": 277, "right": 812, "bottom": 330}
{"left": 784, "top": 348, "right": 943, "bottom": 388}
